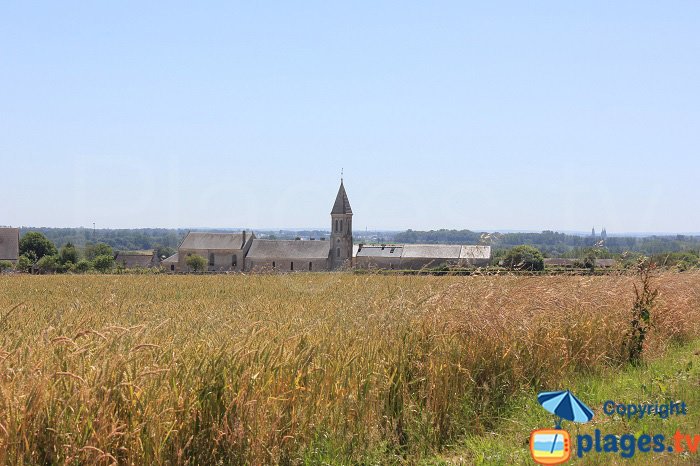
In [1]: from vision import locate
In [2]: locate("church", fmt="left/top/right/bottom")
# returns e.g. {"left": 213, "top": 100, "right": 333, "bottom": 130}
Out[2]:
{"left": 162, "top": 180, "right": 490, "bottom": 272}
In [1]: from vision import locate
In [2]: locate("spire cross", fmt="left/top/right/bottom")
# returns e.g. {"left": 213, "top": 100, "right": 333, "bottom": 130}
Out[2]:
{"left": 341, "top": 168, "right": 343, "bottom": 181}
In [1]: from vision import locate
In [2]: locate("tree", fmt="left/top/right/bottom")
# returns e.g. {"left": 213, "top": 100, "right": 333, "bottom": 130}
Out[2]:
{"left": 501, "top": 245, "right": 544, "bottom": 271}
{"left": 185, "top": 254, "right": 207, "bottom": 272}
{"left": 93, "top": 254, "right": 115, "bottom": 273}
{"left": 19, "top": 232, "right": 57, "bottom": 262}
{"left": 85, "top": 243, "right": 114, "bottom": 260}
{"left": 59, "top": 242, "right": 79, "bottom": 265}
{"left": 0, "top": 260, "right": 13, "bottom": 272}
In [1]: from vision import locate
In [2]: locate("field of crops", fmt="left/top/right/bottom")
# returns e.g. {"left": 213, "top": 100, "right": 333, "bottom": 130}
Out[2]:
{"left": 0, "top": 272, "right": 699, "bottom": 464}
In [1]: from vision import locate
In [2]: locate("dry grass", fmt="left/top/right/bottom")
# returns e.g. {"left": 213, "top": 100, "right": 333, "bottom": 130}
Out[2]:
{"left": 0, "top": 272, "right": 698, "bottom": 464}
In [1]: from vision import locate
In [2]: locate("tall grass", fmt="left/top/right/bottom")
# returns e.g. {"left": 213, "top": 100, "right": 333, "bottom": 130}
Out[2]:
{"left": 0, "top": 272, "right": 698, "bottom": 464}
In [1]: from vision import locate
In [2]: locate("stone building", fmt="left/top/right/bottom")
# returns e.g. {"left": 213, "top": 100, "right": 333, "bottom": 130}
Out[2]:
{"left": 0, "top": 227, "right": 20, "bottom": 264}
{"left": 167, "top": 180, "right": 490, "bottom": 273}
{"left": 356, "top": 243, "right": 491, "bottom": 270}
{"left": 330, "top": 180, "right": 353, "bottom": 269}
{"left": 114, "top": 251, "right": 159, "bottom": 268}
{"left": 245, "top": 239, "right": 331, "bottom": 272}
{"left": 177, "top": 231, "right": 254, "bottom": 272}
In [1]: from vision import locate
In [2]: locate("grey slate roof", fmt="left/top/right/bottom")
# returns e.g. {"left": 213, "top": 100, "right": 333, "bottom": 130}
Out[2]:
{"left": 0, "top": 228, "right": 19, "bottom": 261}
{"left": 331, "top": 181, "right": 352, "bottom": 215}
{"left": 356, "top": 244, "right": 403, "bottom": 257}
{"left": 401, "top": 244, "right": 462, "bottom": 259}
{"left": 179, "top": 232, "right": 249, "bottom": 250}
{"left": 247, "top": 239, "right": 330, "bottom": 260}
{"left": 161, "top": 252, "right": 179, "bottom": 264}
{"left": 459, "top": 245, "right": 491, "bottom": 260}
{"left": 114, "top": 252, "right": 156, "bottom": 268}
{"left": 544, "top": 258, "right": 577, "bottom": 266}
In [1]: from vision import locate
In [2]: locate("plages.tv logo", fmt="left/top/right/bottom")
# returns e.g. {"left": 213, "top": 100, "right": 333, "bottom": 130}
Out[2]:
{"left": 530, "top": 390, "right": 594, "bottom": 465}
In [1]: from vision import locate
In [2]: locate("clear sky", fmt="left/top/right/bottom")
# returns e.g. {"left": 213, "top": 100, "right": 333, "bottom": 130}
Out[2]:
{"left": 2, "top": 2, "right": 699, "bottom": 233}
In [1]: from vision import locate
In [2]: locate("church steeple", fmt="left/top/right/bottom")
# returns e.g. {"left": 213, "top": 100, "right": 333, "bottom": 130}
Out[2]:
{"left": 330, "top": 179, "right": 353, "bottom": 269}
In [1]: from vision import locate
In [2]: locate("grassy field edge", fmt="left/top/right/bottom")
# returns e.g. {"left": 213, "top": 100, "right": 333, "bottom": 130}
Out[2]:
{"left": 434, "top": 337, "right": 700, "bottom": 465}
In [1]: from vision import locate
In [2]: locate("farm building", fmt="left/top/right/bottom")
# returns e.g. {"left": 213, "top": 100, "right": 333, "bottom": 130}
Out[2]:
{"left": 0, "top": 227, "right": 20, "bottom": 264}
{"left": 114, "top": 251, "right": 159, "bottom": 268}
{"left": 356, "top": 243, "right": 490, "bottom": 270}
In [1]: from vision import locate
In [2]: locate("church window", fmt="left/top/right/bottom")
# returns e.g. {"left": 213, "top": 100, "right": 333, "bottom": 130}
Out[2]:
{"left": 291, "top": 261, "right": 294, "bottom": 271}
{"left": 209, "top": 253, "right": 215, "bottom": 266}
{"left": 272, "top": 261, "right": 276, "bottom": 269}
{"left": 336, "top": 247, "right": 340, "bottom": 258}
{"left": 340, "top": 219, "right": 343, "bottom": 232}
{"left": 309, "top": 262, "right": 312, "bottom": 271}
{"left": 232, "top": 254, "right": 237, "bottom": 267}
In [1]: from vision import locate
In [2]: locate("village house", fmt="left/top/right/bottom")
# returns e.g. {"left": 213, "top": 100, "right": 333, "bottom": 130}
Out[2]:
{"left": 0, "top": 227, "right": 20, "bottom": 265}
{"left": 114, "top": 251, "right": 160, "bottom": 269}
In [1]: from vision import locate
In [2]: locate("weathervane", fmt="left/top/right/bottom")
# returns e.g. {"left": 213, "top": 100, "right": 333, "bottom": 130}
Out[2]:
{"left": 341, "top": 167, "right": 343, "bottom": 182}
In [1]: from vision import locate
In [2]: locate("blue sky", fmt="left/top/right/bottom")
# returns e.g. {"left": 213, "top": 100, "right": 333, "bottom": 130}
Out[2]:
{"left": 1, "top": 2, "right": 698, "bottom": 232}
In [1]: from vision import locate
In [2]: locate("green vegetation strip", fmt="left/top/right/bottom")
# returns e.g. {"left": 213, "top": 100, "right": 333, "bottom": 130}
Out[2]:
{"left": 438, "top": 338, "right": 700, "bottom": 465}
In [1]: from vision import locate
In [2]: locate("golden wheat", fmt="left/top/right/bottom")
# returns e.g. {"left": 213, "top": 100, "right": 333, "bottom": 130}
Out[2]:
{"left": 0, "top": 272, "right": 698, "bottom": 464}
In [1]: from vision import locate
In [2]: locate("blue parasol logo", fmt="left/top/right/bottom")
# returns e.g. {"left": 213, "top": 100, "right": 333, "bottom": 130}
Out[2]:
{"left": 537, "top": 390, "right": 594, "bottom": 428}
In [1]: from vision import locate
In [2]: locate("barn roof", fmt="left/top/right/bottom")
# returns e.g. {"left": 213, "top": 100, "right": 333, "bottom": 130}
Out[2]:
{"left": 0, "top": 228, "right": 19, "bottom": 261}
{"left": 459, "top": 245, "right": 491, "bottom": 260}
{"left": 356, "top": 244, "right": 403, "bottom": 257}
{"left": 331, "top": 181, "right": 352, "bottom": 215}
{"left": 161, "top": 252, "right": 179, "bottom": 264}
{"left": 544, "top": 258, "right": 577, "bottom": 266}
{"left": 247, "top": 239, "right": 330, "bottom": 260}
{"left": 179, "top": 232, "right": 251, "bottom": 250}
{"left": 114, "top": 251, "right": 156, "bottom": 268}
{"left": 401, "top": 244, "right": 462, "bottom": 259}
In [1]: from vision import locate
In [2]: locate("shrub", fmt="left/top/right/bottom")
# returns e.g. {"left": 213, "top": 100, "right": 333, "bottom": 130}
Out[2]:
{"left": 15, "top": 255, "right": 32, "bottom": 273}
{"left": 35, "top": 254, "right": 59, "bottom": 273}
{"left": 93, "top": 254, "right": 115, "bottom": 273}
{"left": 74, "top": 259, "right": 92, "bottom": 273}
{"left": 501, "top": 245, "right": 544, "bottom": 271}
{"left": 0, "top": 260, "right": 13, "bottom": 272}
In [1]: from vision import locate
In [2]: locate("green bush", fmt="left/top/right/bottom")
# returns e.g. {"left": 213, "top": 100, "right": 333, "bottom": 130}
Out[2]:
{"left": 16, "top": 255, "right": 32, "bottom": 273}
{"left": 93, "top": 255, "right": 115, "bottom": 273}
{"left": 35, "top": 255, "right": 59, "bottom": 273}
{"left": 501, "top": 245, "right": 544, "bottom": 271}
{"left": 0, "top": 260, "right": 13, "bottom": 272}
{"left": 74, "top": 259, "right": 92, "bottom": 273}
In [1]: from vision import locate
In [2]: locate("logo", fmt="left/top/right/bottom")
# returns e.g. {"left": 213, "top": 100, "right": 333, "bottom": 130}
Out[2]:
{"left": 530, "top": 429, "right": 571, "bottom": 465}
{"left": 530, "top": 390, "right": 594, "bottom": 465}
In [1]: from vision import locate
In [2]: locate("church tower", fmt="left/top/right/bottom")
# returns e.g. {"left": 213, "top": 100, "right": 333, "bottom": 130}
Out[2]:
{"left": 330, "top": 179, "right": 353, "bottom": 269}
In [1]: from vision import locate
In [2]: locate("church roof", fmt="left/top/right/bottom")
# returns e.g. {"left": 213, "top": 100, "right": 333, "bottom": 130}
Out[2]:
{"left": 331, "top": 181, "right": 352, "bottom": 215}
{"left": 247, "top": 239, "right": 330, "bottom": 260}
{"left": 0, "top": 228, "right": 19, "bottom": 261}
{"left": 179, "top": 232, "right": 251, "bottom": 250}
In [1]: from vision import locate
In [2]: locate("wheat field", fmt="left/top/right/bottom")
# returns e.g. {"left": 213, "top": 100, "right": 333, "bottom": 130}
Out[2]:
{"left": 0, "top": 272, "right": 698, "bottom": 464}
